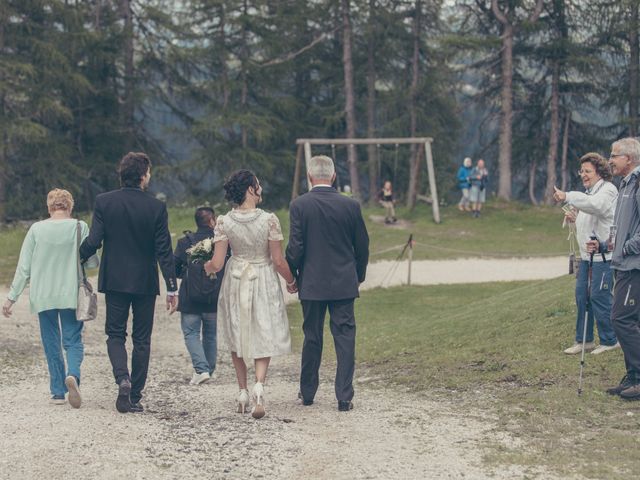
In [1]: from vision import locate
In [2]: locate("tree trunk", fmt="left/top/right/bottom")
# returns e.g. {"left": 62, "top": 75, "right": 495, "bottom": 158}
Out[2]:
{"left": 544, "top": 62, "right": 560, "bottom": 204}
{"left": 341, "top": 0, "right": 361, "bottom": 200}
{"left": 561, "top": 111, "right": 570, "bottom": 191}
{"left": 241, "top": 0, "right": 249, "bottom": 160}
{"left": 491, "top": 0, "right": 543, "bottom": 200}
{"left": 219, "top": 4, "right": 230, "bottom": 110}
{"left": 0, "top": 9, "right": 7, "bottom": 222}
{"left": 497, "top": 24, "right": 514, "bottom": 200}
{"left": 366, "top": 0, "right": 377, "bottom": 205}
{"left": 407, "top": 0, "right": 422, "bottom": 210}
{"left": 95, "top": 0, "right": 101, "bottom": 28}
{"left": 630, "top": 0, "right": 639, "bottom": 137}
{"left": 121, "top": 0, "right": 135, "bottom": 151}
{"left": 529, "top": 159, "right": 538, "bottom": 205}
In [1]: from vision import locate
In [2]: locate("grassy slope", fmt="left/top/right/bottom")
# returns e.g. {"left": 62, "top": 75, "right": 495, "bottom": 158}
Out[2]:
{"left": 287, "top": 279, "right": 640, "bottom": 478}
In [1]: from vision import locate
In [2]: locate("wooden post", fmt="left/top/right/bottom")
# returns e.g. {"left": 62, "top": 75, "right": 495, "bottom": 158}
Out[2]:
{"left": 291, "top": 144, "right": 303, "bottom": 201}
{"left": 425, "top": 141, "right": 440, "bottom": 224}
{"left": 407, "top": 235, "right": 413, "bottom": 286}
{"left": 304, "top": 142, "right": 312, "bottom": 192}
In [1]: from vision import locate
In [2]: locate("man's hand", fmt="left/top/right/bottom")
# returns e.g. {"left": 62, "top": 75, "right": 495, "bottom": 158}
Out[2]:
{"left": 586, "top": 239, "right": 600, "bottom": 255}
{"left": 166, "top": 294, "right": 178, "bottom": 315}
{"left": 2, "top": 299, "right": 14, "bottom": 318}
{"left": 553, "top": 186, "right": 567, "bottom": 203}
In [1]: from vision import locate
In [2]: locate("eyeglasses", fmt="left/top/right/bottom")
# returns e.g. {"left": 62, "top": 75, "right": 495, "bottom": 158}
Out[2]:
{"left": 578, "top": 169, "right": 595, "bottom": 175}
{"left": 609, "top": 153, "right": 627, "bottom": 160}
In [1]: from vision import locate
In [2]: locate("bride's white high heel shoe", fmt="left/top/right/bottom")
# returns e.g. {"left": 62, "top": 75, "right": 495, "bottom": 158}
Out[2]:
{"left": 251, "top": 382, "right": 266, "bottom": 419}
{"left": 236, "top": 389, "right": 250, "bottom": 414}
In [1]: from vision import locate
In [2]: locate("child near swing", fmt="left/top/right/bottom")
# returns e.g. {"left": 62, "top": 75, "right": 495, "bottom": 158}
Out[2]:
{"left": 379, "top": 180, "right": 397, "bottom": 224}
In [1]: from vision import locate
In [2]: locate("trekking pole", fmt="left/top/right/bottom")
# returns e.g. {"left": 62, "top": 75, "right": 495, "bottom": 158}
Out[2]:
{"left": 578, "top": 237, "right": 596, "bottom": 395}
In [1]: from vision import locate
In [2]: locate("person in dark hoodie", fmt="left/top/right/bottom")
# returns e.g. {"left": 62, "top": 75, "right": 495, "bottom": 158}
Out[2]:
{"left": 174, "top": 207, "right": 228, "bottom": 385}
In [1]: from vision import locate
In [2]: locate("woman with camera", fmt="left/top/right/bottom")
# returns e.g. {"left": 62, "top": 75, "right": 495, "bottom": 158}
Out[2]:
{"left": 553, "top": 153, "right": 619, "bottom": 355}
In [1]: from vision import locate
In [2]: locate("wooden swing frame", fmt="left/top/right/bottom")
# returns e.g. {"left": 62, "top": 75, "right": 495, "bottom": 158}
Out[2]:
{"left": 291, "top": 137, "right": 440, "bottom": 224}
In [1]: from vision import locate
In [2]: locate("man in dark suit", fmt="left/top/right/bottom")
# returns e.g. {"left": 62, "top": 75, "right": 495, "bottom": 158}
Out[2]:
{"left": 80, "top": 152, "right": 178, "bottom": 413}
{"left": 286, "top": 155, "right": 369, "bottom": 411}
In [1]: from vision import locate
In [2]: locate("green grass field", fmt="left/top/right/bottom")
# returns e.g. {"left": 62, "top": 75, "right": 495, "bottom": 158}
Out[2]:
{"left": 286, "top": 279, "right": 640, "bottom": 478}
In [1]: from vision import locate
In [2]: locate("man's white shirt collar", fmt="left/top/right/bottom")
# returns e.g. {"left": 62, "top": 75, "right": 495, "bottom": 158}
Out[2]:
{"left": 311, "top": 183, "right": 333, "bottom": 189}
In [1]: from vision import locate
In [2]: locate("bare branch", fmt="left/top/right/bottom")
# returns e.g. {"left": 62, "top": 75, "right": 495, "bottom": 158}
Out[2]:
{"left": 491, "top": 0, "right": 509, "bottom": 26}
{"left": 257, "top": 27, "right": 340, "bottom": 68}
{"left": 528, "top": 0, "right": 544, "bottom": 23}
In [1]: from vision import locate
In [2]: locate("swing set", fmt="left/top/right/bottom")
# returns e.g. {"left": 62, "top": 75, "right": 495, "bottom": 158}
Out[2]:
{"left": 291, "top": 137, "right": 440, "bottom": 223}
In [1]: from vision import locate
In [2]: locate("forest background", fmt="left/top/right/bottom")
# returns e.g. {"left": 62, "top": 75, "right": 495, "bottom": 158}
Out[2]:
{"left": 1, "top": 0, "right": 638, "bottom": 221}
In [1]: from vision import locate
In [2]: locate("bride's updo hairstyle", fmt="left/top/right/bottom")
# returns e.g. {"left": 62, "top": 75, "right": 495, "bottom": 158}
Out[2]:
{"left": 224, "top": 169, "right": 259, "bottom": 206}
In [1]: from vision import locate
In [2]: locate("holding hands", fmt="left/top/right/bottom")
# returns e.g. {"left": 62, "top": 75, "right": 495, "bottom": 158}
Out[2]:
{"left": 286, "top": 278, "right": 298, "bottom": 294}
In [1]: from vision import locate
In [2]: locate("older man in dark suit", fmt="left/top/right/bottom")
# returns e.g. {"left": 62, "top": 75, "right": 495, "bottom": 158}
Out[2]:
{"left": 286, "top": 155, "right": 369, "bottom": 411}
{"left": 80, "top": 152, "right": 177, "bottom": 413}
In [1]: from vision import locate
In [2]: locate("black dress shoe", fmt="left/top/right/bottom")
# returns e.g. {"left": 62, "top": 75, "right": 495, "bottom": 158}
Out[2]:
{"left": 116, "top": 379, "right": 132, "bottom": 413}
{"left": 297, "top": 391, "right": 313, "bottom": 406}
{"left": 129, "top": 401, "right": 144, "bottom": 413}
{"left": 338, "top": 401, "right": 353, "bottom": 412}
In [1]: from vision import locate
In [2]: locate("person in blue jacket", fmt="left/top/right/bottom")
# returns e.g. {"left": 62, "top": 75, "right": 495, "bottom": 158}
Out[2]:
{"left": 457, "top": 157, "right": 473, "bottom": 211}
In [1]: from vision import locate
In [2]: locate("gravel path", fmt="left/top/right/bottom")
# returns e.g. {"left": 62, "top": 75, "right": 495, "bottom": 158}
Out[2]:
{"left": 0, "top": 258, "right": 566, "bottom": 480}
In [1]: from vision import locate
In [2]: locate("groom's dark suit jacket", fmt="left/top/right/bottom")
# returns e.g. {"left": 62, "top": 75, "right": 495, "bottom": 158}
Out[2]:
{"left": 79, "top": 187, "right": 176, "bottom": 296}
{"left": 286, "top": 186, "right": 369, "bottom": 301}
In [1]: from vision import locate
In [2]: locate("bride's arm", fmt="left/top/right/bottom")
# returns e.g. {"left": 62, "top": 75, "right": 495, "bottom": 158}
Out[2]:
{"left": 205, "top": 240, "right": 228, "bottom": 274}
{"left": 269, "top": 240, "right": 295, "bottom": 284}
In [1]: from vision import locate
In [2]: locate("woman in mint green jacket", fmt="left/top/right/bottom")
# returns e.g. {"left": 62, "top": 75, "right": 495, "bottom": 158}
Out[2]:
{"left": 2, "top": 189, "right": 98, "bottom": 408}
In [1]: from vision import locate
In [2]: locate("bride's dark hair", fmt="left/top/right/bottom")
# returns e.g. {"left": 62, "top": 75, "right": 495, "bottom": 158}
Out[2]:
{"left": 224, "top": 169, "right": 259, "bottom": 205}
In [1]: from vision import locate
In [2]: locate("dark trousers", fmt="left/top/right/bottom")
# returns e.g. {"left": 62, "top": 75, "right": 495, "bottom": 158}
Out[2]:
{"left": 612, "top": 270, "right": 640, "bottom": 382}
{"left": 300, "top": 299, "right": 356, "bottom": 402}
{"left": 105, "top": 292, "right": 156, "bottom": 403}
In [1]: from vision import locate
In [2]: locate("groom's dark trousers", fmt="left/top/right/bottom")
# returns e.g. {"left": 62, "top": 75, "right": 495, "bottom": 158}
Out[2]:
{"left": 286, "top": 186, "right": 369, "bottom": 403}
{"left": 80, "top": 187, "right": 176, "bottom": 403}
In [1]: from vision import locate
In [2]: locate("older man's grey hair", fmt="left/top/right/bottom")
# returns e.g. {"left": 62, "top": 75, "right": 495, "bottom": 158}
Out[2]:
{"left": 613, "top": 137, "right": 640, "bottom": 164}
{"left": 308, "top": 155, "right": 336, "bottom": 181}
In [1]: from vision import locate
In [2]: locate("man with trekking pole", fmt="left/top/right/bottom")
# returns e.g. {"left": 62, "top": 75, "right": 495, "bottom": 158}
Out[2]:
{"left": 587, "top": 137, "right": 640, "bottom": 400}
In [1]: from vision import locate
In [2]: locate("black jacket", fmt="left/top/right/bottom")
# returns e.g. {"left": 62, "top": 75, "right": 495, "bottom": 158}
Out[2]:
{"left": 174, "top": 227, "right": 228, "bottom": 313}
{"left": 286, "top": 186, "right": 369, "bottom": 301}
{"left": 79, "top": 187, "right": 177, "bottom": 295}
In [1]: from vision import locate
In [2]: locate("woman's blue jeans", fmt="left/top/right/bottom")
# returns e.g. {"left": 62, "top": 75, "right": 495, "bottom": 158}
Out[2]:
{"left": 575, "top": 260, "right": 617, "bottom": 345}
{"left": 37, "top": 309, "right": 84, "bottom": 396}
{"left": 180, "top": 312, "right": 217, "bottom": 374}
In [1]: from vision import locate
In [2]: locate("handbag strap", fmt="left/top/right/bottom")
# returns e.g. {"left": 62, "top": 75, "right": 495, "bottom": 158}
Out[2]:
{"left": 76, "top": 221, "right": 87, "bottom": 282}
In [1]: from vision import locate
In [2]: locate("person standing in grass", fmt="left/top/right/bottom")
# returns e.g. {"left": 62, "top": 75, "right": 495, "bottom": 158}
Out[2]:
{"left": 588, "top": 138, "right": 640, "bottom": 400}
{"left": 469, "top": 159, "right": 489, "bottom": 218}
{"left": 2, "top": 189, "right": 99, "bottom": 408}
{"left": 379, "top": 180, "right": 397, "bottom": 224}
{"left": 554, "top": 153, "right": 619, "bottom": 356}
{"left": 456, "top": 157, "right": 473, "bottom": 212}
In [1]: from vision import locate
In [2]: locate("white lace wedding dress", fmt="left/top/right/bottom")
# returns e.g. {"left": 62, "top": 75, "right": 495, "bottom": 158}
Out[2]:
{"left": 214, "top": 208, "right": 291, "bottom": 359}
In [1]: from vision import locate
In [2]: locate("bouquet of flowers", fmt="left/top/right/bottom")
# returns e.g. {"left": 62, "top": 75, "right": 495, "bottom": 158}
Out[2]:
{"left": 186, "top": 237, "right": 216, "bottom": 279}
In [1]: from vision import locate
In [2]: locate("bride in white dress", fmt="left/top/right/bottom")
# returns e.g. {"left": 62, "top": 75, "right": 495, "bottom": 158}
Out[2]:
{"left": 205, "top": 170, "right": 295, "bottom": 419}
